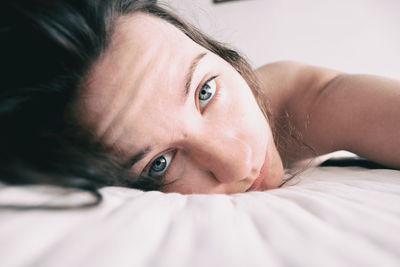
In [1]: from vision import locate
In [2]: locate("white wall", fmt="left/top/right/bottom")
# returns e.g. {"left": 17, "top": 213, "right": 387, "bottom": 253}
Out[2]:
{"left": 159, "top": 0, "right": 400, "bottom": 79}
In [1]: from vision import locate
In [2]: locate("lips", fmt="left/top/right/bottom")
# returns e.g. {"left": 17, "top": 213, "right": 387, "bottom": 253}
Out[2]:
{"left": 246, "top": 155, "right": 268, "bottom": 192}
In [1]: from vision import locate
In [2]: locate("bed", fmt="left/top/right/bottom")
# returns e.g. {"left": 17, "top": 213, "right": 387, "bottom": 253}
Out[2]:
{"left": 1, "top": 166, "right": 400, "bottom": 267}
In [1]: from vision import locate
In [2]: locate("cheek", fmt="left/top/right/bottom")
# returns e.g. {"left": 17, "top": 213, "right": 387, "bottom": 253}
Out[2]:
{"left": 163, "top": 155, "right": 236, "bottom": 194}
{"left": 223, "top": 71, "right": 263, "bottom": 115}
{"left": 222, "top": 72, "right": 274, "bottom": 164}
{"left": 223, "top": 76, "right": 270, "bottom": 136}
{"left": 162, "top": 168, "right": 220, "bottom": 194}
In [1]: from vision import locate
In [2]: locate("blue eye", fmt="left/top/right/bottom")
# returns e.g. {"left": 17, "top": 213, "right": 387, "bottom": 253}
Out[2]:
{"left": 148, "top": 152, "right": 173, "bottom": 178}
{"left": 198, "top": 77, "right": 217, "bottom": 109}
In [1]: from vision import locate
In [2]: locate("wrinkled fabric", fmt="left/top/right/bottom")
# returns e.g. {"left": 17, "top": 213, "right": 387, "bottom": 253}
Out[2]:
{"left": 1, "top": 167, "right": 400, "bottom": 267}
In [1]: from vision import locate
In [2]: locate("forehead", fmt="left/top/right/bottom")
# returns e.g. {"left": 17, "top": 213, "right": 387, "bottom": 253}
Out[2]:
{"left": 76, "top": 13, "right": 206, "bottom": 145}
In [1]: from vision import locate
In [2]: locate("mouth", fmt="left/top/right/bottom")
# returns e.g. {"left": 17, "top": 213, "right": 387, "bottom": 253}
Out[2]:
{"left": 246, "top": 156, "right": 268, "bottom": 192}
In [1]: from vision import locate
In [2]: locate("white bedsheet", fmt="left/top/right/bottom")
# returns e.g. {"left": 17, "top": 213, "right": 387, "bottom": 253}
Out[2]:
{"left": 1, "top": 167, "right": 400, "bottom": 267}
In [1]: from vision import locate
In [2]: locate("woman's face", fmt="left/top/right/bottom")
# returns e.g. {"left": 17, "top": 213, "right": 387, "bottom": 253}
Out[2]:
{"left": 77, "top": 13, "right": 284, "bottom": 194}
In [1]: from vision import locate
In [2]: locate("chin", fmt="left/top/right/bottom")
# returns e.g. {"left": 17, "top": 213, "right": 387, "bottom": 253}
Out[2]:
{"left": 263, "top": 168, "right": 284, "bottom": 190}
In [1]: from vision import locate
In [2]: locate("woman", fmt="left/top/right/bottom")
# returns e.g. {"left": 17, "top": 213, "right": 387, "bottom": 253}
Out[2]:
{"left": 1, "top": 0, "right": 399, "bottom": 197}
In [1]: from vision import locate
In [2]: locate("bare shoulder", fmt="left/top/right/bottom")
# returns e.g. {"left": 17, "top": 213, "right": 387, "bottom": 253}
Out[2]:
{"left": 253, "top": 61, "right": 342, "bottom": 165}
{"left": 255, "top": 61, "right": 400, "bottom": 169}
{"left": 254, "top": 61, "right": 341, "bottom": 118}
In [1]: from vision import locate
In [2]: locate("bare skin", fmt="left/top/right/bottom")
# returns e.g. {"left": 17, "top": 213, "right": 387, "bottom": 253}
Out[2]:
{"left": 256, "top": 61, "right": 400, "bottom": 169}
{"left": 75, "top": 13, "right": 400, "bottom": 194}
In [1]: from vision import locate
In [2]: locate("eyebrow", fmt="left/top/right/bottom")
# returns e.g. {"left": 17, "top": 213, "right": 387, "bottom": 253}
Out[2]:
{"left": 124, "top": 53, "right": 207, "bottom": 170}
{"left": 184, "top": 52, "right": 207, "bottom": 97}
{"left": 123, "top": 146, "right": 151, "bottom": 169}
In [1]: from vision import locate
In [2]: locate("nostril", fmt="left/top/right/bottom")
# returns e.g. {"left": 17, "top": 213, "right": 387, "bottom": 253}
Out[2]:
{"left": 208, "top": 170, "right": 219, "bottom": 182}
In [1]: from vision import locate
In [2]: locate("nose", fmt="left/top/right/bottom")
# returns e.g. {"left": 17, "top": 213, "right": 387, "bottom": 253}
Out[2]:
{"left": 183, "top": 126, "right": 253, "bottom": 184}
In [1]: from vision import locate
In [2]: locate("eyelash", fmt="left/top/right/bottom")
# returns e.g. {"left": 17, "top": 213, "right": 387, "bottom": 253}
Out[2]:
{"left": 145, "top": 150, "right": 175, "bottom": 181}
{"left": 197, "top": 75, "right": 219, "bottom": 111}
{"left": 144, "top": 75, "right": 219, "bottom": 181}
